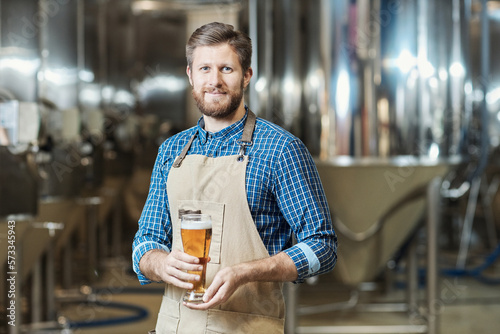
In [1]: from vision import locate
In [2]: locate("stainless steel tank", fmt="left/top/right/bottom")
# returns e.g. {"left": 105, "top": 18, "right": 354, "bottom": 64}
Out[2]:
{"left": 36, "top": 0, "right": 86, "bottom": 198}
{"left": 0, "top": 1, "right": 75, "bottom": 327}
{"left": 249, "top": 0, "right": 470, "bottom": 285}
{"left": 0, "top": 103, "right": 40, "bottom": 217}
{"left": 470, "top": 1, "right": 500, "bottom": 154}
{"left": 489, "top": 6, "right": 500, "bottom": 155}
{"left": 0, "top": 0, "right": 42, "bottom": 217}
{"left": 484, "top": 2, "right": 500, "bottom": 231}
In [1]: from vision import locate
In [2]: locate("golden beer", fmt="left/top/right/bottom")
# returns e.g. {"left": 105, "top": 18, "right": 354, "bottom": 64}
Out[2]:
{"left": 180, "top": 214, "right": 212, "bottom": 303}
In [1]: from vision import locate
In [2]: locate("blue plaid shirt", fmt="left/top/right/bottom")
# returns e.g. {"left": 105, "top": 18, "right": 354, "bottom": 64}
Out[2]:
{"left": 132, "top": 110, "right": 337, "bottom": 284}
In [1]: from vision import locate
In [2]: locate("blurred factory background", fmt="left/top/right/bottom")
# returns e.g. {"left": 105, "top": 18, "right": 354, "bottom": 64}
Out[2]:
{"left": 1, "top": 0, "right": 500, "bottom": 333}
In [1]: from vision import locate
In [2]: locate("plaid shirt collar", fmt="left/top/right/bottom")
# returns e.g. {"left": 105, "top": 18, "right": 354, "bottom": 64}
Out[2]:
{"left": 196, "top": 107, "right": 249, "bottom": 145}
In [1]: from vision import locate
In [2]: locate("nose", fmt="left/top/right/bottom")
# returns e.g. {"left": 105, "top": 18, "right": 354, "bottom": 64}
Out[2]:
{"left": 207, "top": 70, "right": 222, "bottom": 87}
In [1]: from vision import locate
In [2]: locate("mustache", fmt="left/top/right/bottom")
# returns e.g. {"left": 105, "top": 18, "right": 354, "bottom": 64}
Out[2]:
{"left": 205, "top": 88, "right": 226, "bottom": 94}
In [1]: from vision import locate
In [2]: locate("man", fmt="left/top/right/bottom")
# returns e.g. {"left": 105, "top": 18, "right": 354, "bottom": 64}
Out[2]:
{"left": 133, "top": 22, "right": 337, "bottom": 333}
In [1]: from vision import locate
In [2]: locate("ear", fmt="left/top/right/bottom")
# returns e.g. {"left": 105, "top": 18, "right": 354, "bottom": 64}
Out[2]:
{"left": 243, "top": 67, "right": 253, "bottom": 89}
{"left": 186, "top": 66, "right": 193, "bottom": 86}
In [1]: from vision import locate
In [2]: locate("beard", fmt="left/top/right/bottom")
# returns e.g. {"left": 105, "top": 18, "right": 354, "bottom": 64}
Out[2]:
{"left": 191, "top": 79, "right": 245, "bottom": 119}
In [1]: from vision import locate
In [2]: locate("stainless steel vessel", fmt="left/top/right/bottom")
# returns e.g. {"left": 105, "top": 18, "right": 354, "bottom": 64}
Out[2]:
{"left": 250, "top": 0, "right": 470, "bottom": 285}
{"left": 471, "top": 1, "right": 500, "bottom": 154}
{"left": 0, "top": 0, "right": 42, "bottom": 217}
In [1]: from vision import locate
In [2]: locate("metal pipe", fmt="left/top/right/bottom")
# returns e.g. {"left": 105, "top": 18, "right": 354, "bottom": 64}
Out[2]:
{"left": 85, "top": 197, "right": 102, "bottom": 283}
{"left": 45, "top": 239, "right": 56, "bottom": 321}
{"left": 298, "top": 290, "right": 359, "bottom": 315}
{"left": 98, "top": 0, "right": 108, "bottom": 95}
{"left": 31, "top": 261, "right": 42, "bottom": 323}
{"left": 296, "top": 325, "right": 428, "bottom": 334}
{"left": 263, "top": 0, "right": 274, "bottom": 121}
{"left": 426, "top": 177, "right": 442, "bottom": 334}
{"left": 31, "top": 222, "right": 64, "bottom": 322}
{"left": 456, "top": 176, "right": 481, "bottom": 269}
{"left": 0, "top": 1, "right": 2, "bottom": 48}
{"left": 77, "top": 0, "right": 84, "bottom": 109}
{"left": 63, "top": 240, "right": 73, "bottom": 288}
{"left": 100, "top": 214, "right": 109, "bottom": 258}
{"left": 112, "top": 194, "right": 123, "bottom": 257}
{"left": 407, "top": 235, "right": 419, "bottom": 317}
{"left": 248, "top": 0, "right": 258, "bottom": 113}
{"left": 284, "top": 282, "right": 297, "bottom": 334}
{"left": 417, "top": 0, "right": 430, "bottom": 153}
{"left": 470, "top": 0, "right": 490, "bottom": 180}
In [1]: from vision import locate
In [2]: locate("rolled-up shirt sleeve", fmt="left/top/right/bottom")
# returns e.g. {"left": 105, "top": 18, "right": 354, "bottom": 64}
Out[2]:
{"left": 275, "top": 139, "right": 337, "bottom": 283}
{"left": 132, "top": 143, "right": 173, "bottom": 285}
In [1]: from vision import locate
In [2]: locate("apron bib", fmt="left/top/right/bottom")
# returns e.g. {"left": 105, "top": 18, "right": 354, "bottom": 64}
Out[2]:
{"left": 155, "top": 111, "right": 285, "bottom": 334}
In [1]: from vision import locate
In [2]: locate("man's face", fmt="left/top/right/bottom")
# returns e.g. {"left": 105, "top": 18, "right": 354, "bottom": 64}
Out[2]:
{"left": 187, "top": 44, "right": 251, "bottom": 119}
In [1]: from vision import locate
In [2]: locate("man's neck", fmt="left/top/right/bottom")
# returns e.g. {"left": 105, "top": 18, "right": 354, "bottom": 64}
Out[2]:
{"left": 202, "top": 104, "right": 246, "bottom": 133}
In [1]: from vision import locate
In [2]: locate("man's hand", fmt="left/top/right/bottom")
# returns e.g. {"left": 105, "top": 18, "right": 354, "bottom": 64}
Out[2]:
{"left": 184, "top": 252, "right": 297, "bottom": 310}
{"left": 139, "top": 249, "right": 202, "bottom": 290}
{"left": 184, "top": 266, "right": 245, "bottom": 310}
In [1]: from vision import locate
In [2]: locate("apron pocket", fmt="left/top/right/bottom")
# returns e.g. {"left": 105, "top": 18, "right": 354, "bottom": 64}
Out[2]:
{"left": 156, "top": 295, "right": 180, "bottom": 334}
{"left": 205, "top": 308, "right": 284, "bottom": 334}
{"left": 176, "top": 200, "right": 225, "bottom": 264}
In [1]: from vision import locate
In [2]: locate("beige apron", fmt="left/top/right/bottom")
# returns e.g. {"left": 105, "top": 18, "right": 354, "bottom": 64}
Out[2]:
{"left": 155, "top": 111, "right": 285, "bottom": 334}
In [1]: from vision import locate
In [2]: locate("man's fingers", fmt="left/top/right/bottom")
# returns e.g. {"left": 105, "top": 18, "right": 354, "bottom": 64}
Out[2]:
{"left": 162, "top": 266, "right": 200, "bottom": 289}
{"left": 184, "top": 285, "right": 226, "bottom": 310}
{"left": 202, "top": 285, "right": 217, "bottom": 303}
{"left": 165, "top": 266, "right": 199, "bottom": 282}
{"left": 166, "top": 249, "right": 203, "bottom": 272}
{"left": 156, "top": 249, "right": 204, "bottom": 288}
{"left": 170, "top": 249, "right": 200, "bottom": 264}
{"left": 184, "top": 275, "right": 232, "bottom": 310}
{"left": 170, "top": 258, "right": 203, "bottom": 272}
{"left": 165, "top": 276, "right": 194, "bottom": 290}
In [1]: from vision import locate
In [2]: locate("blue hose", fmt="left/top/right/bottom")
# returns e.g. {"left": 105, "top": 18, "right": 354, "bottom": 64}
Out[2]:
{"left": 441, "top": 241, "right": 500, "bottom": 285}
{"left": 393, "top": 238, "right": 500, "bottom": 288}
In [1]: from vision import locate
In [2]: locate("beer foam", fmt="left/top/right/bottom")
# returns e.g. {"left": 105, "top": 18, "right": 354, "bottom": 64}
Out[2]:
{"left": 181, "top": 221, "right": 212, "bottom": 230}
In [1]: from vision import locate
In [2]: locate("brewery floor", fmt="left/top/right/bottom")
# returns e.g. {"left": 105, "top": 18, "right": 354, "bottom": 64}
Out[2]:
{"left": 5, "top": 169, "right": 498, "bottom": 334}
{"left": 53, "top": 252, "right": 500, "bottom": 334}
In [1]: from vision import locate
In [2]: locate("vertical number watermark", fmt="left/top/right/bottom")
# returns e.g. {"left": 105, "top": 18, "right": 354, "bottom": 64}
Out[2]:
{"left": 6, "top": 220, "right": 17, "bottom": 327}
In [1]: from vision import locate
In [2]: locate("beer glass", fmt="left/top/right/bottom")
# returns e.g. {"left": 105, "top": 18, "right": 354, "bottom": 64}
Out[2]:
{"left": 181, "top": 213, "right": 212, "bottom": 303}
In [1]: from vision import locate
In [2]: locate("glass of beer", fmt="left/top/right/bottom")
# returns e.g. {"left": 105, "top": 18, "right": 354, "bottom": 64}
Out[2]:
{"left": 181, "top": 213, "right": 212, "bottom": 303}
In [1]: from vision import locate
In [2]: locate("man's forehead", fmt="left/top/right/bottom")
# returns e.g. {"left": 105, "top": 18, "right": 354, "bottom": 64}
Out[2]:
{"left": 192, "top": 44, "right": 239, "bottom": 63}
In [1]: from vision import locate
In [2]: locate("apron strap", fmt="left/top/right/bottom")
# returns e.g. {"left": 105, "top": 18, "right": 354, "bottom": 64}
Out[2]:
{"left": 173, "top": 109, "right": 257, "bottom": 168}
{"left": 172, "top": 132, "right": 197, "bottom": 168}
{"left": 241, "top": 109, "right": 256, "bottom": 144}
{"left": 237, "top": 110, "right": 256, "bottom": 161}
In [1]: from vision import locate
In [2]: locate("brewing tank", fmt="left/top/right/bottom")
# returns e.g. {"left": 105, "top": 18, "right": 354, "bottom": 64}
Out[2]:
{"left": 0, "top": 0, "right": 42, "bottom": 217}
{"left": 470, "top": 2, "right": 500, "bottom": 156}
{"left": 249, "top": 0, "right": 470, "bottom": 285}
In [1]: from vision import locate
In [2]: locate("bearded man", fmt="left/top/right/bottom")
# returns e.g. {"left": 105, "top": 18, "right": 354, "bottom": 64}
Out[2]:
{"left": 132, "top": 22, "right": 337, "bottom": 334}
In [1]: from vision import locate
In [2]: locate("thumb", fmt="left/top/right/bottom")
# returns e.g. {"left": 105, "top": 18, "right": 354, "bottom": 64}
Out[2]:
{"left": 202, "top": 277, "right": 222, "bottom": 303}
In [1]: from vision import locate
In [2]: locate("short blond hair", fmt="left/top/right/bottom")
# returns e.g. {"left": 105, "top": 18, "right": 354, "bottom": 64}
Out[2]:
{"left": 186, "top": 22, "right": 252, "bottom": 73}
